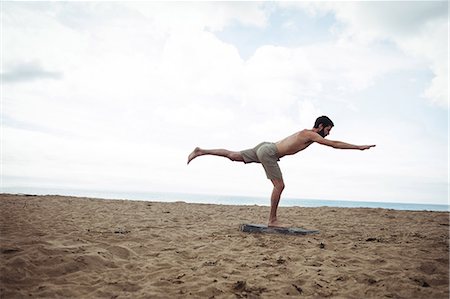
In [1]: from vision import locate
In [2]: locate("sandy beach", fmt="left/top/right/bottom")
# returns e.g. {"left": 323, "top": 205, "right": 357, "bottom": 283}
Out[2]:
{"left": 0, "top": 194, "right": 448, "bottom": 298}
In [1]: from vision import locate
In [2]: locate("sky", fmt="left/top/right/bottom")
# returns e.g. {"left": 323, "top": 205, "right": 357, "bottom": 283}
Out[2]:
{"left": 1, "top": 1, "right": 448, "bottom": 205}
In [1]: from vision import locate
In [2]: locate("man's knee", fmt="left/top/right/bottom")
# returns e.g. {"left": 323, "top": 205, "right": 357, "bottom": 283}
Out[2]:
{"left": 272, "top": 179, "right": 285, "bottom": 191}
{"left": 228, "top": 152, "right": 244, "bottom": 162}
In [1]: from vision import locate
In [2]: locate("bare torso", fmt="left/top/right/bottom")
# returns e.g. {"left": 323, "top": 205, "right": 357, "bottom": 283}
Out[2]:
{"left": 275, "top": 129, "right": 314, "bottom": 158}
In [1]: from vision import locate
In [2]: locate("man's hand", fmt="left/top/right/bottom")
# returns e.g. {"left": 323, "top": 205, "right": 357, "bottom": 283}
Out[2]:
{"left": 358, "top": 145, "right": 376, "bottom": 150}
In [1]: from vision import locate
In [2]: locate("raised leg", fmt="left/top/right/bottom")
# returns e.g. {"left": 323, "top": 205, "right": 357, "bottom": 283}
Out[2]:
{"left": 187, "top": 147, "right": 244, "bottom": 164}
{"left": 268, "top": 178, "right": 285, "bottom": 227}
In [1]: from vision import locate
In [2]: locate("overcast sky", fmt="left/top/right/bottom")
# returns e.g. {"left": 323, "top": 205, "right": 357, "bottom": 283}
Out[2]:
{"left": 2, "top": 1, "right": 448, "bottom": 205}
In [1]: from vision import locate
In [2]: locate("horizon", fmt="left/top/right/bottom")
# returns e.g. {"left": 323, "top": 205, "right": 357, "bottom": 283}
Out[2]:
{"left": 2, "top": 2, "right": 449, "bottom": 206}
{"left": 2, "top": 187, "right": 448, "bottom": 210}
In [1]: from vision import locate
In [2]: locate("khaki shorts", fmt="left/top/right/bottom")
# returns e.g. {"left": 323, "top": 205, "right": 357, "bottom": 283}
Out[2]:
{"left": 240, "top": 142, "right": 282, "bottom": 180}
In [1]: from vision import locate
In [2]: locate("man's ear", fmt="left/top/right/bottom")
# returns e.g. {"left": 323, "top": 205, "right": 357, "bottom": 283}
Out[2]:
{"left": 318, "top": 124, "right": 324, "bottom": 130}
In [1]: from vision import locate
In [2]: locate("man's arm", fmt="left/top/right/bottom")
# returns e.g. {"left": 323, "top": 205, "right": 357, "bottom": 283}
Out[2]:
{"left": 309, "top": 132, "right": 376, "bottom": 150}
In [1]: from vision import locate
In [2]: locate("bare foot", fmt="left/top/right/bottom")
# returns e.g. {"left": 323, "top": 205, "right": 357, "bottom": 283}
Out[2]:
{"left": 187, "top": 147, "right": 202, "bottom": 164}
{"left": 268, "top": 220, "right": 290, "bottom": 228}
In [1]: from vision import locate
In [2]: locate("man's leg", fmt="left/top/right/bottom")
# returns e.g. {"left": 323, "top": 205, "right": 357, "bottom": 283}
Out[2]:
{"left": 187, "top": 147, "right": 244, "bottom": 164}
{"left": 255, "top": 143, "right": 285, "bottom": 227}
{"left": 268, "top": 178, "right": 285, "bottom": 227}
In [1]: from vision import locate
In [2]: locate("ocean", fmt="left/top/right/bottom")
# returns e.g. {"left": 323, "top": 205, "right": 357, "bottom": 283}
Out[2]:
{"left": 2, "top": 187, "right": 449, "bottom": 212}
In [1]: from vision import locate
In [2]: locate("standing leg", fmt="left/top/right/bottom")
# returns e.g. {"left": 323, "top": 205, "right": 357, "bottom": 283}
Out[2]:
{"left": 187, "top": 147, "right": 244, "bottom": 164}
{"left": 268, "top": 178, "right": 285, "bottom": 227}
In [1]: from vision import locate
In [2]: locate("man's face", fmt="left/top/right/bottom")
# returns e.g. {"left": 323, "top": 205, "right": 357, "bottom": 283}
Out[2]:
{"left": 319, "top": 125, "right": 332, "bottom": 138}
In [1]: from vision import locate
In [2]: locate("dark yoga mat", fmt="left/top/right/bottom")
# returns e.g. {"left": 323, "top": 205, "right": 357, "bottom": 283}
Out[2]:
{"left": 239, "top": 223, "right": 319, "bottom": 235}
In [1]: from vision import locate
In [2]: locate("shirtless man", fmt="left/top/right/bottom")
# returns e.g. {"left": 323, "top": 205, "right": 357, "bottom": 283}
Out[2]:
{"left": 187, "top": 116, "right": 376, "bottom": 227}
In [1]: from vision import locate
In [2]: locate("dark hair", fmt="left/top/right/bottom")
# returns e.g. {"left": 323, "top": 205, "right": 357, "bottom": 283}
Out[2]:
{"left": 314, "top": 116, "right": 334, "bottom": 128}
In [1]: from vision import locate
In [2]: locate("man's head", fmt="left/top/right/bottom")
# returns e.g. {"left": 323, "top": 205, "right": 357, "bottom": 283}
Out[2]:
{"left": 314, "top": 116, "right": 334, "bottom": 138}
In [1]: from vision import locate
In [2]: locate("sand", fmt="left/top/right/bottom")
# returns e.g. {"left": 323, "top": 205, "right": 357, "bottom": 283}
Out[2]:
{"left": 0, "top": 194, "right": 448, "bottom": 298}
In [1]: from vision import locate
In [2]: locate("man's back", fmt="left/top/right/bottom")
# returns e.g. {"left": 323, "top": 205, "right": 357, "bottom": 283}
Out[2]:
{"left": 276, "top": 129, "right": 316, "bottom": 157}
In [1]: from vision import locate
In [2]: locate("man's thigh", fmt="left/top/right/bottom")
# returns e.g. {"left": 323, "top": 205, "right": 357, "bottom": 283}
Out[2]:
{"left": 261, "top": 160, "right": 283, "bottom": 180}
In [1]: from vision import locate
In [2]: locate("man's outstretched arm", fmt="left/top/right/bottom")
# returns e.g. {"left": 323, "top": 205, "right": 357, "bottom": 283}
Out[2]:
{"left": 309, "top": 132, "right": 376, "bottom": 150}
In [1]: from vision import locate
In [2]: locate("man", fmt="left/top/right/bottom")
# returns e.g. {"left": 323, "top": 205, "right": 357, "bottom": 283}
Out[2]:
{"left": 187, "top": 116, "right": 376, "bottom": 227}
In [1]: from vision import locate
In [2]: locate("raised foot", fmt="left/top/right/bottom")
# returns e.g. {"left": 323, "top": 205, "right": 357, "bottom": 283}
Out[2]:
{"left": 187, "top": 147, "right": 202, "bottom": 164}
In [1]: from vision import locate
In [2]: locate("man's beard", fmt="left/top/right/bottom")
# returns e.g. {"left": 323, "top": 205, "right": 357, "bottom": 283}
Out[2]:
{"left": 318, "top": 129, "right": 326, "bottom": 138}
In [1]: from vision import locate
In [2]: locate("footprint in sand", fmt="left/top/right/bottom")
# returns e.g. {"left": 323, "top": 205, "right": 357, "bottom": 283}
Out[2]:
{"left": 107, "top": 246, "right": 131, "bottom": 260}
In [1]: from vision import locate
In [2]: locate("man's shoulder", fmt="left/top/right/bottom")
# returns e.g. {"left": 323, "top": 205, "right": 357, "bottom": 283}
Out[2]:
{"left": 299, "top": 129, "right": 321, "bottom": 142}
{"left": 298, "top": 129, "right": 314, "bottom": 137}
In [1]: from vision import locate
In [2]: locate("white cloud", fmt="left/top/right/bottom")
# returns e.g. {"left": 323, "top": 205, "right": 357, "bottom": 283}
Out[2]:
{"left": 287, "top": 1, "right": 448, "bottom": 107}
{"left": 297, "top": 100, "right": 323, "bottom": 129}
{"left": 124, "top": 2, "right": 268, "bottom": 32}
{"left": 158, "top": 29, "right": 243, "bottom": 99}
{"left": 240, "top": 41, "right": 414, "bottom": 116}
